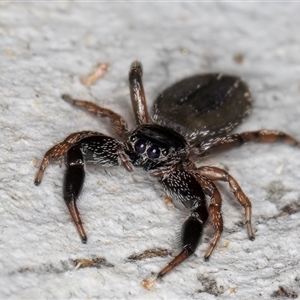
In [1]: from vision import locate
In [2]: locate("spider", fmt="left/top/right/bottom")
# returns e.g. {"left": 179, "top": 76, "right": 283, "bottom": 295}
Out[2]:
{"left": 35, "top": 61, "right": 299, "bottom": 288}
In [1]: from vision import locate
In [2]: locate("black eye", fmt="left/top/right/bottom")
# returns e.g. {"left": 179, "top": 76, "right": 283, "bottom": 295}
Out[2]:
{"left": 147, "top": 145, "right": 160, "bottom": 159}
{"left": 134, "top": 139, "right": 146, "bottom": 153}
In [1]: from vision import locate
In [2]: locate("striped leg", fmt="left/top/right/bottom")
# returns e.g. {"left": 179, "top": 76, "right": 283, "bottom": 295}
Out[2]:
{"left": 192, "top": 130, "right": 300, "bottom": 157}
{"left": 34, "top": 131, "right": 100, "bottom": 185}
{"left": 198, "top": 166, "right": 254, "bottom": 240}
{"left": 195, "top": 174, "right": 224, "bottom": 260}
{"left": 62, "top": 94, "right": 129, "bottom": 139}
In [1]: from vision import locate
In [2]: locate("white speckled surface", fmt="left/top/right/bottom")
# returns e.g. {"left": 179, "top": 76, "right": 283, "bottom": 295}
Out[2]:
{"left": 1, "top": 2, "right": 300, "bottom": 299}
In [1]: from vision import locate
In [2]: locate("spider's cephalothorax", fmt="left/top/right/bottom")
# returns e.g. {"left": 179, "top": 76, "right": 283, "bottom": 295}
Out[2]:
{"left": 35, "top": 61, "right": 300, "bottom": 288}
{"left": 128, "top": 124, "right": 190, "bottom": 171}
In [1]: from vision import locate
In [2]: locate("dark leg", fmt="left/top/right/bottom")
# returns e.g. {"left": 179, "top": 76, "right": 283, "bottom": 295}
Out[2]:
{"left": 64, "top": 144, "right": 87, "bottom": 243}
{"left": 34, "top": 131, "right": 100, "bottom": 185}
{"left": 156, "top": 206, "right": 209, "bottom": 280}
{"left": 61, "top": 94, "right": 129, "bottom": 139}
{"left": 192, "top": 130, "right": 300, "bottom": 157}
{"left": 129, "top": 61, "right": 150, "bottom": 125}
{"left": 142, "top": 170, "right": 226, "bottom": 289}
{"left": 143, "top": 203, "right": 208, "bottom": 290}
{"left": 36, "top": 133, "right": 132, "bottom": 243}
{"left": 142, "top": 176, "right": 226, "bottom": 289}
{"left": 198, "top": 166, "right": 254, "bottom": 240}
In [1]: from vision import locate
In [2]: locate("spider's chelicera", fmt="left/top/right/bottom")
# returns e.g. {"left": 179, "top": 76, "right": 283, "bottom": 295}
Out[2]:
{"left": 35, "top": 61, "right": 299, "bottom": 288}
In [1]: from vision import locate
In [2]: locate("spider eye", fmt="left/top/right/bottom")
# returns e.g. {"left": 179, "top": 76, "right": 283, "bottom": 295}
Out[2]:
{"left": 147, "top": 145, "right": 160, "bottom": 159}
{"left": 134, "top": 139, "right": 147, "bottom": 153}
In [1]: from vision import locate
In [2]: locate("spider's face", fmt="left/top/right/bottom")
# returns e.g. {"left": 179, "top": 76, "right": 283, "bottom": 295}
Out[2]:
{"left": 128, "top": 124, "right": 190, "bottom": 170}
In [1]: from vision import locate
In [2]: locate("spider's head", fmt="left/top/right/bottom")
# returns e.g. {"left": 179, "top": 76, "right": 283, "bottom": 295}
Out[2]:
{"left": 127, "top": 124, "right": 190, "bottom": 170}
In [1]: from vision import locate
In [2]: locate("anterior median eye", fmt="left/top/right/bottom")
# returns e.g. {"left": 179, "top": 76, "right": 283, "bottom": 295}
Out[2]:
{"left": 134, "top": 139, "right": 147, "bottom": 153}
{"left": 147, "top": 145, "right": 160, "bottom": 159}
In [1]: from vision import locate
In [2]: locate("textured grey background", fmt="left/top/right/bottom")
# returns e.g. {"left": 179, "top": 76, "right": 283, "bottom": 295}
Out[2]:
{"left": 1, "top": 2, "right": 300, "bottom": 299}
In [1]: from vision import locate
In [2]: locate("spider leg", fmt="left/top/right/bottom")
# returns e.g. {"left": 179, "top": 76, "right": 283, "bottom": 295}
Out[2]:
{"left": 146, "top": 169, "right": 211, "bottom": 282}
{"left": 154, "top": 204, "right": 209, "bottom": 281}
{"left": 143, "top": 170, "right": 225, "bottom": 288}
{"left": 192, "top": 130, "right": 300, "bottom": 157}
{"left": 195, "top": 174, "right": 224, "bottom": 261}
{"left": 38, "top": 133, "right": 133, "bottom": 243}
{"left": 198, "top": 166, "right": 255, "bottom": 240}
{"left": 61, "top": 94, "right": 129, "bottom": 139}
{"left": 129, "top": 61, "right": 151, "bottom": 125}
{"left": 34, "top": 131, "right": 100, "bottom": 185}
{"left": 64, "top": 144, "right": 87, "bottom": 243}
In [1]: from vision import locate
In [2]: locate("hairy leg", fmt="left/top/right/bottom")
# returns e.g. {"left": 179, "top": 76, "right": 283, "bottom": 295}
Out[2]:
{"left": 34, "top": 131, "right": 101, "bottom": 185}
{"left": 192, "top": 130, "right": 300, "bottom": 157}
{"left": 198, "top": 166, "right": 254, "bottom": 240}
{"left": 62, "top": 94, "right": 129, "bottom": 139}
{"left": 128, "top": 61, "right": 150, "bottom": 125}
{"left": 63, "top": 144, "right": 87, "bottom": 243}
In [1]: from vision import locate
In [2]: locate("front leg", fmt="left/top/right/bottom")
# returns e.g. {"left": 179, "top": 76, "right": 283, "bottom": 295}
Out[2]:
{"left": 142, "top": 170, "right": 209, "bottom": 289}
{"left": 154, "top": 205, "right": 209, "bottom": 282}
{"left": 143, "top": 169, "right": 225, "bottom": 289}
{"left": 64, "top": 135, "right": 134, "bottom": 242}
{"left": 64, "top": 144, "right": 87, "bottom": 242}
{"left": 35, "top": 133, "right": 134, "bottom": 243}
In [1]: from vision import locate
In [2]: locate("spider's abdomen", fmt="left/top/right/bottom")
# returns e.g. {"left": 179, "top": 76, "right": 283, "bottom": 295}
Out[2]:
{"left": 152, "top": 73, "right": 252, "bottom": 144}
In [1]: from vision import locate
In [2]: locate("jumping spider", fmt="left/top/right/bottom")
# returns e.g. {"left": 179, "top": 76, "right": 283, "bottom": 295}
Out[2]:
{"left": 35, "top": 61, "right": 299, "bottom": 288}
